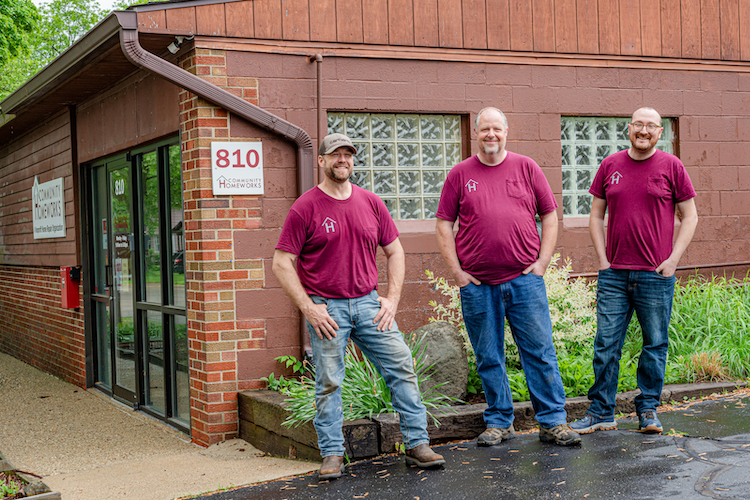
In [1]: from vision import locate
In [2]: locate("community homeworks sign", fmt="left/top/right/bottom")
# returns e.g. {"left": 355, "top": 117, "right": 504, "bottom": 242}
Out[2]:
{"left": 211, "top": 142, "right": 264, "bottom": 195}
{"left": 32, "top": 176, "right": 65, "bottom": 239}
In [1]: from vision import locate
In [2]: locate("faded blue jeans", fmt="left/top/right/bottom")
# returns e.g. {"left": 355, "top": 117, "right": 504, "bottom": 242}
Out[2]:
{"left": 307, "top": 290, "right": 429, "bottom": 458}
{"left": 587, "top": 268, "right": 675, "bottom": 417}
{"left": 459, "top": 273, "right": 568, "bottom": 429}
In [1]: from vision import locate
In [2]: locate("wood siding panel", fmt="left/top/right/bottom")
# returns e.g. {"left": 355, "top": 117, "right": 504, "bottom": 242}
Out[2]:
{"left": 165, "top": 7, "right": 196, "bottom": 34}
{"left": 660, "top": 0, "right": 681, "bottom": 57}
{"left": 462, "top": 0, "right": 488, "bottom": 49}
{"left": 138, "top": 10, "right": 166, "bottom": 31}
{"left": 741, "top": 0, "right": 750, "bottom": 60}
{"left": 255, "top": 0, "right": 283, "bottom": 39}
{"left": 533, "top": 0, "right": 555, "bottom": 52}
{"left": 701, "top": 0, "right": 721, "bottom": 59}
{"left": 389, "top": 0, "right": 415, "bottom": 45}
{"left": 576, "top": 0, "right": 599, "bottom": 53}
{"left": 682, "top": 0, "right": 702, "bottom": 57}
{"left": 641, "top": 0, "right": 662, "bottom": 56}
{"left": 225, "top": 1, "right": 255, "bottom": 38}
{"left": 598, "top": 0, "right": 620, "bottom": 54}
{"left": 310, "top": 0, "right": 336, "bottom": 41}
{"left": 555, "top": 0, "right": 578, "bottom": 53}
{"left": 414, "top": 0, "right": 439, "bottom": 47}
{"left": 487, "top": 0, "right": 511, "bottom": 50}
{"left": 510, "top": 0, "right": 534, "bottom": 51}
{"left": 281, "top": 0, "right": 310, "bottom": 41}
{"left": 337, "top": 0, "right": 363, "bottom": 43}
{"left": 620, "top": 0, "right": 642, "bottom": 55}
{"left": 362, "top": 0, "right": 389, "bottom": 43}
{"left": 438, "top": 0, "right": 463, "bottom": 48}
{"left": 720, "top": 0, "right": 740, "bottom": 60}
{"left": 196, "top": 4, "right": 226, "bottom": 36}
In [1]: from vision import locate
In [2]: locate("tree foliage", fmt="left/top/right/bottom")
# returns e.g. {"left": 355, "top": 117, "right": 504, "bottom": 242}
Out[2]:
{"left": 0, "top": 0, "right": 167, "bottom": 101}
{"left": 0, "top": 0, "right": 38, "bottom": 67}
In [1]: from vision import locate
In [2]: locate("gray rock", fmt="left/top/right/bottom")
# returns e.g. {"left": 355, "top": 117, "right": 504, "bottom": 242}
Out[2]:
{"left": 409, "top": 322, "right": 469, "bottom": 401}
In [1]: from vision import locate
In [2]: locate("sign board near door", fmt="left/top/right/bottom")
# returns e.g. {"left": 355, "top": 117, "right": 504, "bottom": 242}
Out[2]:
{"left": 210, "top": 141, "right": 264, "bottom": 195}
{"left": 32, "top": 176, "right": 66, "bottom": 239}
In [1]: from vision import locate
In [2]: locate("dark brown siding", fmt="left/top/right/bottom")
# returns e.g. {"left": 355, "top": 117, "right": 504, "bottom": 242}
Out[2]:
{"left": 0, "top": 111, "right": 76, "bottom": 267}
{"left": 76, "top": 70, "right": 179, "bottom": 164}
{"left": 138, "top": 0, "right": 750, "bottom": 61}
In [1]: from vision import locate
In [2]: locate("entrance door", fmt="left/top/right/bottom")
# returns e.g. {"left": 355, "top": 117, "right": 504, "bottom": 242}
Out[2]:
{"left": 88, "top": 138, "right": 189, "bottom": 431}
{"left": 90, "top": 157, "right": 137, "bottom": 404}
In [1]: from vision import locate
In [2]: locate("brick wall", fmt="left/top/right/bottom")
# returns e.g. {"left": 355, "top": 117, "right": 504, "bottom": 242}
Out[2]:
{"left": 178, "top": 47, "right": 299, "bottom": 446}
{"left": 0, "top": 265, "right": 85, "bottom": 386}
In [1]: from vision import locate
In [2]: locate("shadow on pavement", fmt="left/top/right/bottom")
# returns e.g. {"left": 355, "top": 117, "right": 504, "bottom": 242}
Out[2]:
{"left": 193, "top": 393, "right": 750, "bottom": 500}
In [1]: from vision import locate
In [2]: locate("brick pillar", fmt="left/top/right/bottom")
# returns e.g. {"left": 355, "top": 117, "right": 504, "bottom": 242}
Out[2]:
{"left": 178, "top": 48, "right": 269, "bottom": 446}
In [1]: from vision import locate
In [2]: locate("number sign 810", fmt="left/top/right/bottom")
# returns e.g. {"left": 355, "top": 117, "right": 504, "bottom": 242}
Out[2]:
{"left": 215, "top": 148, "right": 260, "bottom": 168}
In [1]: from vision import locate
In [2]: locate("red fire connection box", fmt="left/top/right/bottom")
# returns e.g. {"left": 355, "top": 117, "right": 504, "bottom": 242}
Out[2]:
{"left": 61, "top": 266, "right": 80, "bottom": 309}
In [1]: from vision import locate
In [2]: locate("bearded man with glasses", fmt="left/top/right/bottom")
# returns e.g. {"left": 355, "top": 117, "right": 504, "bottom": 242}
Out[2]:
{"left": 570, "top": 107, "right": 698, "bottom": 436}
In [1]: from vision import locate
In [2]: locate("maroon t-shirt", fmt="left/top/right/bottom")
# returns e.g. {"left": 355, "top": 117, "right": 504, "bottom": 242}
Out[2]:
{"left": 276, "top": 184, "right": 399, "bottom": 299}
{"left": 436, "top": 152, "right": 558, "bottom": 285}
{"left": 589, "top": 149, "right": 696, "bottom": 271}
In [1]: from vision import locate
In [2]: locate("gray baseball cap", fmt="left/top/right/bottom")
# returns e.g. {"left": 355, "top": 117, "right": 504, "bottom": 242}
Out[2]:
{"left": 318, "top": 133, "right": 357, "bottom": 156}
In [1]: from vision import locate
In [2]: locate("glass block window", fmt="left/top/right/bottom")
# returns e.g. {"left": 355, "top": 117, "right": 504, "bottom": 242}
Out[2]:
{"left": 560, "top": 117, "right": 673, "bottom": 216}
{"left": 327, "top": 113, "right": 462, "bottom": 220}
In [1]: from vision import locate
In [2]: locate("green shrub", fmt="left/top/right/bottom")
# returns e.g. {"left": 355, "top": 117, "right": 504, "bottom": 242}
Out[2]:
{"left": 427, "top": 262, "right": 750, "bottom": 402}
{"left": 267, "top": 331, "right": 458, "bottom": 428}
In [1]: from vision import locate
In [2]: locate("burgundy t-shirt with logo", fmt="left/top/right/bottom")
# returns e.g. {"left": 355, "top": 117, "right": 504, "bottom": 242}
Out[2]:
{"left": 589, "top": 149, "right": 696, "bottom": 271}
{"left": 276, "top": 184, "right": 399, "bottom": 299}
{"left": 436, "top": 152, "right": 558, "bottom": 285}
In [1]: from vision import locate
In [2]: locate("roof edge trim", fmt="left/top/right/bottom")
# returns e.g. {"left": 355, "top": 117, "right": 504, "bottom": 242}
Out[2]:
{"left": 1, "top": 14, "right": 124, "bottom": 114}
{"left": 133, "top": 0, "right": 246, "bottom": 12}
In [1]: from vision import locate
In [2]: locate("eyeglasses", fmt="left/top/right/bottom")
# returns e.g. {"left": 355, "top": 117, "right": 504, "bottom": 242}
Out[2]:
{"left": 630, "top": 122, "right": 661, "bottom": 132}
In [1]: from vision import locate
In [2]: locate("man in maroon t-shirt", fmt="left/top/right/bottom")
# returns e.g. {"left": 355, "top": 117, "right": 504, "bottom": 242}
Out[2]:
{"left": 273, "top": 133, "right": 444, "bottom": 479}
{"left": 570, "top": 107, "right": 698, "bottom": 436}
{"left": 436, "top": 107, "right": 580, "bottom": 447}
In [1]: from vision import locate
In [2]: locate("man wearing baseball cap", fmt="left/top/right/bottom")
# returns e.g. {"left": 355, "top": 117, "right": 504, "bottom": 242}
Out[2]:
{"left": 273, "top": 133, "right": 445, "bottom": 479}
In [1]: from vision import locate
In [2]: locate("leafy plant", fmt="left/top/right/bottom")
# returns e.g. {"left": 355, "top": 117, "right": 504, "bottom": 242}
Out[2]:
{"left": 426, "top": 262, "right": 750, "bottom": 403}
{"left": 0, "top": 472, "right": 23, "bottom": 498}
{"left": 270, "top": 332, "right": 458, "bottom": 428}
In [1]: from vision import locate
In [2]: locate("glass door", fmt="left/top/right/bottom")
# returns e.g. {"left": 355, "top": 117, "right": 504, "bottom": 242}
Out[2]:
{"left": 90, "top": 157, "right": 138, "bottom": 404}
{"left": 88, "top": 138, "right": 188, "bottom": 431}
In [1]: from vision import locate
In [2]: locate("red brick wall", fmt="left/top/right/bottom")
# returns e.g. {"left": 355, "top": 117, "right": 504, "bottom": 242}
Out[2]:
{"left": 0, "top": 265, "right": 85, "bottom": 386}
{"left": 178, "top": 47, "right": 299, "bottom": 446}
{"left": 225, "top": 51, "right": 750, "bottom": 332}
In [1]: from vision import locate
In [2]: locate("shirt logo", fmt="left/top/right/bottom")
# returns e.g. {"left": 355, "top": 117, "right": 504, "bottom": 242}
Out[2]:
{"left": 465, "top": 179, "right": 479, "bottom": 192}
{"left": 322, "top": 217, "right": 337, "bottom": 233}
{"left": 611, "top": 171, "right": 623, "bottom": 184}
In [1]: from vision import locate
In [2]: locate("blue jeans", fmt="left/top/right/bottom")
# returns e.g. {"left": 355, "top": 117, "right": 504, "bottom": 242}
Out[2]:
{"left": 460, "top": 273, "right": 568, "bottom": 429}
{"left": 587, "top": 268, "right": 675, "bottom": 417}
{"left": 307, "top": 290, "right": 429, "bottom": 457}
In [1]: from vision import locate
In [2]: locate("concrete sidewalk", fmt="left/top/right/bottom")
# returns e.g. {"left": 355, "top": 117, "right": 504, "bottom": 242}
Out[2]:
{"left": 0, "top": 353, "right": 318, "bottom": 500}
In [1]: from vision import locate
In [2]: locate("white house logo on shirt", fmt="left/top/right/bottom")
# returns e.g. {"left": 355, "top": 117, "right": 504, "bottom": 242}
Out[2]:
{"left": 322, "top": 217, "right": 337, "bottom": 233}
{"left": 611, "top": 171, "right": 623, "bottom": 184}
{"left": 465, "top": 179, "right": 479, "bottom": 192}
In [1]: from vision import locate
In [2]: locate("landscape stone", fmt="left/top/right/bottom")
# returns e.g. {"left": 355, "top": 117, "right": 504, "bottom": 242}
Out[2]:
{"left": 409, "top": 322, "right": 469, "bottom": 401}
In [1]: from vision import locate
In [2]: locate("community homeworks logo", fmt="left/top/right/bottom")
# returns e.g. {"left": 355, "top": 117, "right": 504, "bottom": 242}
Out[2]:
{"left": 465, "top": 179, "right": 479, "bottom": 192}
{"left": 610, "top": 171, "right": 623, "bottom": 184}
{"left": 322, "top": 217, "right": 337, "bottom": 233}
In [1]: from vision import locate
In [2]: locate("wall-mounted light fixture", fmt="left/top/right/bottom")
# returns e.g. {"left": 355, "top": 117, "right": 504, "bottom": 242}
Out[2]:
{"left": 167, "top": 35, "right": 194, "bottom": 54}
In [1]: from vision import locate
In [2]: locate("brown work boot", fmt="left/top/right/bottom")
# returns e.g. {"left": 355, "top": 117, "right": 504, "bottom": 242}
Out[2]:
{"left": 405, "top": 443, "right": 446, "bottom": 468}
{"left": 319, "top": 455, "right": 345, "bottom": 479}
